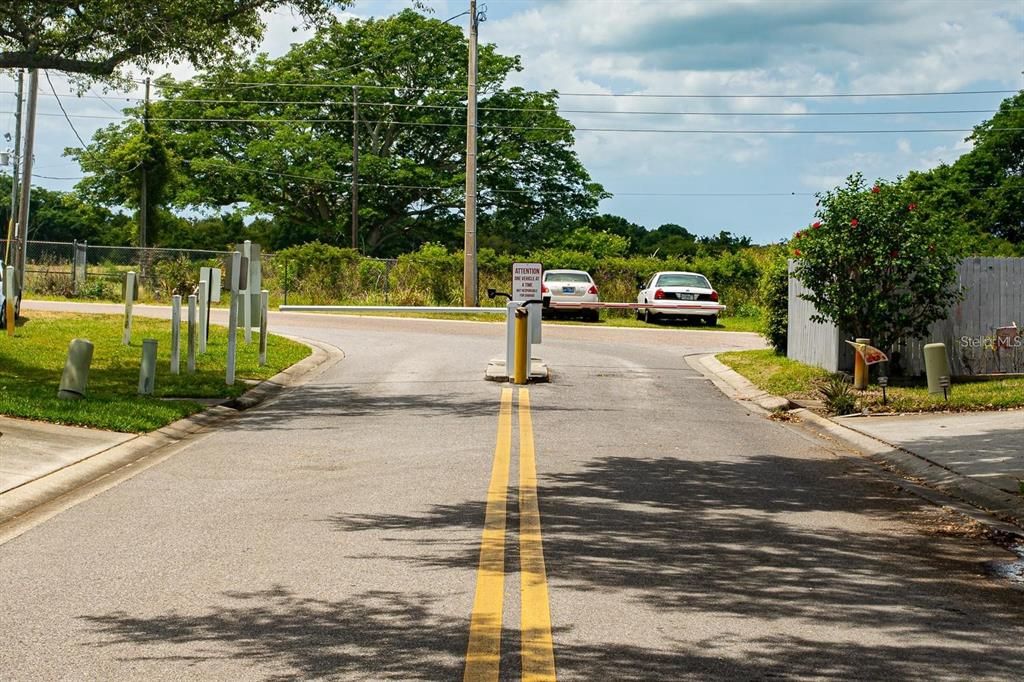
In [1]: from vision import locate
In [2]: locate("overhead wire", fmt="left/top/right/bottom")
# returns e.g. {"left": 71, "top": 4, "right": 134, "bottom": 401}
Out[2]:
{"left": 9, "top": 90, "right": 1010, "bottom": 117}
{"left": 147, "top": 80, "right": 1018, "bottom": 98}
{"left": 44, "top": 71, "right": 87, "bottom": 147}
{"left": 14, "top": 111, "right": 1018, "bottom": 135}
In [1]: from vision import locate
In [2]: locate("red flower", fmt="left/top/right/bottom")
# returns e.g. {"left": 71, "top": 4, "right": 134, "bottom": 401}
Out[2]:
{"left": 908, "top": 203, "right": 917, "bottom": 211}
{"left": 794, "top": 249, "right": 802, "bottom": 256}
{"left": 872, "top": 185, "right": 881, "bottom": 194}
{"left": 812, "top": 221, "right": 821, "bottom": 229}
{"left": 850, "top": 218, "right": 859, "bottom": 227}
{"left": 795, "top": 231, "right": 803, "bottom": 239}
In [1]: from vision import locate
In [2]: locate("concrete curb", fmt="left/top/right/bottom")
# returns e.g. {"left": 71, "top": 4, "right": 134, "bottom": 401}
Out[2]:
{"left": 690, "top": 353, "right": 1024, "bottom": 536}
{"left": 685, "top": 354, "right": 793, "bottom": 413}
{"left": 0, "top": 335, "right": 343, "bottom": 532}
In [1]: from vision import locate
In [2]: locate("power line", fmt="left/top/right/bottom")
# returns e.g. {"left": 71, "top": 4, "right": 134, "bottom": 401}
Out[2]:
{"left": 149, "top": 80, "right": 1019, "bottom": 99}
{"left": 44, "top": 72, "right": 87, "bottom": 147}
{"left": 17, "top": 111, "right": 1017, "bottom": 135}
{"left": 15, "top": 91, "right": 1008, "bottom": 117}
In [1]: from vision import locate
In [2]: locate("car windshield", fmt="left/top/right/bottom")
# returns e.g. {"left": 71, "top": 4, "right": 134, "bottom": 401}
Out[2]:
{"left": 656, "top": 274, "right": 710, "bottom": 288}
{"left": 544, "top": 272, "right": 591, "bottom": 283}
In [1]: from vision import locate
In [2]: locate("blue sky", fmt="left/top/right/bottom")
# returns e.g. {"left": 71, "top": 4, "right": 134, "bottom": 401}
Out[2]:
{"left": 2, "top": 0, "right": 1022, "bottom": 244}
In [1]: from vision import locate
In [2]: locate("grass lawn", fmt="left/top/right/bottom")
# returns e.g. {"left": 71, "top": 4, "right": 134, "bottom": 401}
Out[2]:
{"left": 718, "top": 348, "right": 1024, "bottom": 414}
{"left": 0, "top": 311, "right": 311, "bottom": 432}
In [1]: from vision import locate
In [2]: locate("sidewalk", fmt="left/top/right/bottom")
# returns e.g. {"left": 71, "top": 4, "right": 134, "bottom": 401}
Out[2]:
{"left": 691, "top": 354, "right": 1024, "bottom": 534}
{"left": 0, "top": 333, "right": 341, "bottom": 529}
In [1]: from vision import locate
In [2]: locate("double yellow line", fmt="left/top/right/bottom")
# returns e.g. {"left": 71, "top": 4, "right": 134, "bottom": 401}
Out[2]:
{"left": 464, "top": 388, "right": 556, "bottom": 682}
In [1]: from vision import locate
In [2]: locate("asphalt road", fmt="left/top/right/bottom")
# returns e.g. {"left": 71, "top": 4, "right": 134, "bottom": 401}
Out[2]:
{"left": 2, "top": 305, "right": 1023, "bottom": 680}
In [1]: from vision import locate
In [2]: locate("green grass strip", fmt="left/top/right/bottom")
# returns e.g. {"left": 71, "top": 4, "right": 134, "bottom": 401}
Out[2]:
{"left": 718, "top": 349, "right": 1024, "bottom": 413}
{"left": 0, "top": 311, "right": 310, "bottom": 432}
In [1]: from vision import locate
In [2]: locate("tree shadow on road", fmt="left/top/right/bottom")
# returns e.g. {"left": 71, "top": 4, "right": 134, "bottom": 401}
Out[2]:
{"left": 327, "top": 452, "right": 1024, "bottom": 679}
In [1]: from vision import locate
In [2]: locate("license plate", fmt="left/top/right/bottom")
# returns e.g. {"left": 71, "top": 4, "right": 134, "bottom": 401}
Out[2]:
{"left": 679, "top": 293, "right": 696, "bottom": 300}
{"left": 562, "top": 286, "right": 575, "bottom": 294}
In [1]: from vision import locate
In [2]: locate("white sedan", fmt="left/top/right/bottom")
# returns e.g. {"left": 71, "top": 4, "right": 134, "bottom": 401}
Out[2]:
{"left": 637, "top": 271, "right": 725, "bottom": 326}
{"left": 542, "top": 269, "right": 600, "bottom": 322}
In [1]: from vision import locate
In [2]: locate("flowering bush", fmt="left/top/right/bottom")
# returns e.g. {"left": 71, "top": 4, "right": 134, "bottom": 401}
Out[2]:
{"left": 791, "top": 173, "right": 962, "bottom": 353}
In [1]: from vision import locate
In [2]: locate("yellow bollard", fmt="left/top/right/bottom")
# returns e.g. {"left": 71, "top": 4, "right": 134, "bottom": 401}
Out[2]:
{"left": 853, "top": 337, "right": 870, "bottom": 390}
{"left": 514, "top": 307, "right": 529, "bottom": 385}
{"left": 5, "top": 300, "right": 13, "bottom": 337}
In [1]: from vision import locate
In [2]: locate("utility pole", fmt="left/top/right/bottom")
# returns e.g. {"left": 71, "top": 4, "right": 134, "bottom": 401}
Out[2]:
{"left": 463, "top": 0, "right": 479, "bottom": 307}
{"left": 351, "top": 86, "right": 359, "bottom": 251}
{"left": 4, "top": 69, "right": 23, "bottom": 266}
{"left": 14, "top": 68, "right": 39, "bottom": 294}
{"left": 139, "top": 77, "right": 150, "bottom": 250}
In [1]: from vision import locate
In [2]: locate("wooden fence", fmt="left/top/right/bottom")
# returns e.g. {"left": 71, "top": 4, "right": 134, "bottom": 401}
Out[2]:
{"left": 788, "top": 257, "right": 1024, "bottom": 376}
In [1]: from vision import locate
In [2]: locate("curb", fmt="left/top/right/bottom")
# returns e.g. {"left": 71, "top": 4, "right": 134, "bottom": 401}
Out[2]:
{"left": 685, "top": 354, "right": 793, "bottom": 413}
{"left": 690, "top": 353, "right": 1024, "bottom": 537}
{"left": 0, "top": 335, "right": 343, "bottom": 535}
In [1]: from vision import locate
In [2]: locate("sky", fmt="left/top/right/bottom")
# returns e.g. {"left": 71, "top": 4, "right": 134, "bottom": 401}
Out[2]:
{"left": 2, "top": 0, "right": 1023, "bottom": 244}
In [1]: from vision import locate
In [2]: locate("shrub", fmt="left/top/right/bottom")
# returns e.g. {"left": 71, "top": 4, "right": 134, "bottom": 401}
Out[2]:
{"left": 758, "top": 248, "right": 790, "bottom": 353}
{"left": 818, "top": 374, "right": 858, "bottom": 415}
{"left": 391, "top": 243, "right": 461, "bottom": 304}
{"left": 792, "top": 173, "right": 962, "bottom": 353}
{"left": 152, "top": 255, "right": 200, "bottom": 298}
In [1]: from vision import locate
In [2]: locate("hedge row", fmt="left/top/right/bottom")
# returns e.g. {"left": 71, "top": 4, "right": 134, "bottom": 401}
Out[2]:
{"left": 270, "top": 242, "right": 772, "bottom": 318}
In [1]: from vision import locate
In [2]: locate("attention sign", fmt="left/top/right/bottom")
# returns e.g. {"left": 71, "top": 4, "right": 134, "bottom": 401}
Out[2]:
{"left": 512, "top": 262, "right": 542, "bottom": 302}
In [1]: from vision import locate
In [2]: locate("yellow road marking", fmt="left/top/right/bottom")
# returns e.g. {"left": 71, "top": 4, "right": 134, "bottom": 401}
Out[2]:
{"left": 464, "top": 388, "right": 513, "bottom": 682}
{"left": 518, "top": 389, "right": 557, "bottom": 681}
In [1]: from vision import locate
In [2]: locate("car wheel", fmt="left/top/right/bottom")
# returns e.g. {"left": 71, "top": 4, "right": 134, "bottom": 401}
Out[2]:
{"left": 14, "top": 294, "right": 21, "bottom": 320}
{"left": 644, "top": 307, "right": 656, "bottom": 324}
{"left": 0, "top": 303, "right": 6, "bottom": 330}
{"left": 705, "top": 314, "right": 718, "bottom": 327}
{"left": 585, "top": 309, "right": 599, "bottom": 323}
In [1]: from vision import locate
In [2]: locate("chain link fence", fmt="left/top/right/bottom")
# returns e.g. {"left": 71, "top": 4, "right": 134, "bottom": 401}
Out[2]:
{"left": 2, "top": 240, "right": 397, "bottom": 306}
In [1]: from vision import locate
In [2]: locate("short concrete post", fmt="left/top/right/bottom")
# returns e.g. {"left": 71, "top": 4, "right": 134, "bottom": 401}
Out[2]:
{"left": 58, "top": 338, "right": 94, "bottom": 400}
{"left": 226, "top": 252, "right": 240, "bottom": 386}
{"left": 259, "top": 289, "right": 269, "bottom": 366}
{"left": 242, "top": 240, "right": 253, "bottom": 344}
{"left": 4, "top": 264, "right": 14, "bottom": 337}
{"left": 187, "top": 294, "right": 197, "bottom": 374}
{"left": 170, "top": 294, "right": 181, "bottom": 374}
{"left": 924, "top": 342, "right": 951, "bottom": 395}
{"left": 138, "top": 338, "right": 157, "bottom": 395}
{"left": 198, "top": 279, "right": 209, "bottom": 354}
{"left": 122, "top": 271, "right": 136, "bottom": 345}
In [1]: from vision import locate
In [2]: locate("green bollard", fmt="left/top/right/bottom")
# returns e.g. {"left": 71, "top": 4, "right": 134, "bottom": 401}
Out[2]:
{"left": 138, "top": 338, "right": 157, "bottom": 395}
{"left": 923, "top": 342, "right": 951, "bottom": 395}
{"left": 58, "top": 339, "right": 94, "bottom": 400}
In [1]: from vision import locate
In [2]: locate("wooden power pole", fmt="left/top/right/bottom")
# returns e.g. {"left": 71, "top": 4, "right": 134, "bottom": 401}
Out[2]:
{"left": 463, "top": 0, "right": 479, "bottom": 307}
{"left": 351, "top": 86, "right": 359, "bottom": 251}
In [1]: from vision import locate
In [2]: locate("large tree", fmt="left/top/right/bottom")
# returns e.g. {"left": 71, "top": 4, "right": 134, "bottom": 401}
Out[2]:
{"left": 0, "top": 1, "right": 346, "bottom": 81}
{"left": 69, "top": 10, "right": 604, "bottom": 255}
{"left": 906, "top": 90, "right": 1023, "bottom": 251}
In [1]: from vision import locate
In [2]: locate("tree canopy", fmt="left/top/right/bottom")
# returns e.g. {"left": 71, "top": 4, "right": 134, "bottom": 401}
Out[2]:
{"left": 68, "top": 10, "right": 605, "bottom": 255}
{"left": 906, "top": 90, "right": 1024, "bottom": 253}
{"left": 0, "top": 1, "right": 347, "bottom": 81}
